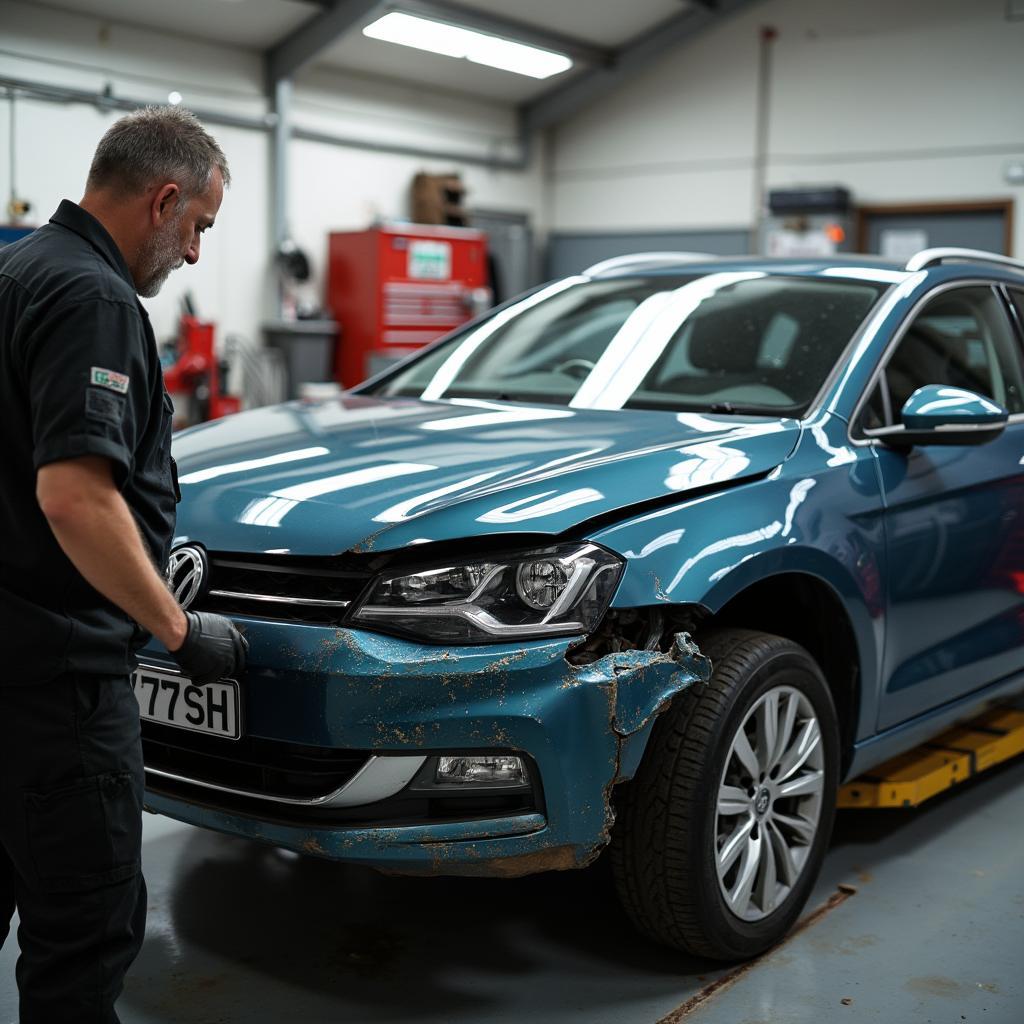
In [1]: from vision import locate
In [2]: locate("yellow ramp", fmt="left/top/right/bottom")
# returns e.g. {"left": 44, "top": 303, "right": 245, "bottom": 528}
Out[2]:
{"left": 839, "top": 707, "right": 1024, "bottom": 809}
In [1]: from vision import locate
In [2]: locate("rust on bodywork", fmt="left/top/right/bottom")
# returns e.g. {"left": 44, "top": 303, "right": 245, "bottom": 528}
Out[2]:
{"left": 435, "top": 845, "right": 582, "bottom": 878}
{"left": 384, "top": 843, "right": 585, "bottom": 878}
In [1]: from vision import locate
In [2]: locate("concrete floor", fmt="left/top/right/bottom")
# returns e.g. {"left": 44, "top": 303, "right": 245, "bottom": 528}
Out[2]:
{"left": 2, "top": 757, "right": 1022, "bottom": 1024}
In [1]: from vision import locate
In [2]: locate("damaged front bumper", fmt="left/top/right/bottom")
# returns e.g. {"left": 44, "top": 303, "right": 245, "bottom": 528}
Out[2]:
{"left": 140, "top": 623, "right": 709, "bottom": 876}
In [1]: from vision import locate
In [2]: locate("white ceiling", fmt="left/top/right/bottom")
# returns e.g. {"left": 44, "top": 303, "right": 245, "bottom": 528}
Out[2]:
{"left": 445, "top": 0, "right": 690, "bottom": 49}
{"left": 33, "top": 0, "right": 696, "bottom": 103}
{"left": 28, "top": 0, "right": 320, "bottom": 50}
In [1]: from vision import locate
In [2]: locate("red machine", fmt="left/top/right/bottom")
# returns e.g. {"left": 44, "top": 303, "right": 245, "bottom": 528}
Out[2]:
{"left": 162, "top": 315, "right": 241, "bottom": 429}
{"left": 327, "top": 223, "right": 489, "bottom": 388}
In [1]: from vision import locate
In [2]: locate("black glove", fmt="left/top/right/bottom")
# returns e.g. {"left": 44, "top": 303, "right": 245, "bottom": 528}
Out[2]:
{"left": 171, "top": 611, "right": 248, "bottom": 686}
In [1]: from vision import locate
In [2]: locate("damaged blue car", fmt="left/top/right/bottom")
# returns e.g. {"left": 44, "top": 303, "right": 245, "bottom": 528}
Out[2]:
{"left": 140, "top": 248, "right": 1024, "bottom": 960}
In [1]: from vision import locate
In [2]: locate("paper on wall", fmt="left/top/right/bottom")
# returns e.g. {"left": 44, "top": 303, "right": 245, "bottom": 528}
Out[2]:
{"left": 879, "top": 229, "right": 928, "bottom": 260}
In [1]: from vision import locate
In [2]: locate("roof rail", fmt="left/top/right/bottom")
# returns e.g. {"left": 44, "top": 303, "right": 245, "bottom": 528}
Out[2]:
{"left": 583, "top": 251, "right": 716, "bottom": 276}
{"left": 904, "top": 247, "right": 1024, "bottom": 274}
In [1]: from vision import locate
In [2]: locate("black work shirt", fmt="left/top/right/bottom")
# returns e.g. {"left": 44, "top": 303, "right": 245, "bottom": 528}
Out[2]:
{"left": 0, "top": 201, "right": 177, "bottom": 685}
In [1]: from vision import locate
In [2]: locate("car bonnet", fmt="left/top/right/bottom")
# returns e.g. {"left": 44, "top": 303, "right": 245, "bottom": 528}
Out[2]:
{"left": 170, "top": 396, "right": 800, "bottom": 555}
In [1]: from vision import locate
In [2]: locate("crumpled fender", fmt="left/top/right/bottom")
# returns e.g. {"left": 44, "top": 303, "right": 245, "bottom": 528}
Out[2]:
{"left": 567, "top": 631, "right": 711, "bottom": 738}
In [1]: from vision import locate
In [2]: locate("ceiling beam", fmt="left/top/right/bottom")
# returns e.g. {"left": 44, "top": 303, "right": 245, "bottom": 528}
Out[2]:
{"left": 522, "top": 0, "right": 766, "bottom": 134}
{"left": 265, "top": 0, "right": 383, "bottom": 87}
{"left": 393, "top": 0, "right": 612, "bottom": 67}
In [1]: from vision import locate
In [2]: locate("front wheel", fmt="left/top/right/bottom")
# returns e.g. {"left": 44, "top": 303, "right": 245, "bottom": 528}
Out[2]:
{"left": 610, "top": 629, "right": 840, "bottom": 960}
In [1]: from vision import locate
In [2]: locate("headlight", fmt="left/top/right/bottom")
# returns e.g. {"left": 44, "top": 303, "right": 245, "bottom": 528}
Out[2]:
{"left": 352, "top": 542, "right": 623, "bottom": 643}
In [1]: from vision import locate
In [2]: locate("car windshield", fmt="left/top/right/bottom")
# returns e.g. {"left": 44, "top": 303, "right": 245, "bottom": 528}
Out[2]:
{"left": 371, "top": 272, "right": 886, "bottom": 416}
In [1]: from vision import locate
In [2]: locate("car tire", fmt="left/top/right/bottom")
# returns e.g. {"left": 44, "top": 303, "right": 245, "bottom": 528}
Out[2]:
{"left": 610, "top": 628, "right": 839, "bottom": 961}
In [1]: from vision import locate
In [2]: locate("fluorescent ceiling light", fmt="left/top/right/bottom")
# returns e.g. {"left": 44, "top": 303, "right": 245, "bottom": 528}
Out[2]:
{"left": 363, "top": 12, "right": 573, "bottom": 80}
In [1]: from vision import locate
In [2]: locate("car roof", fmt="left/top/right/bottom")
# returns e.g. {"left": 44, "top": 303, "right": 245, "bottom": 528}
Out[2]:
{"left": 584, "top": 249, "right": 1024, "bottom": 285}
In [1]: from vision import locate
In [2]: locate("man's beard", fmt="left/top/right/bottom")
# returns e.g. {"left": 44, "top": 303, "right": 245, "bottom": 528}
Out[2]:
{"left": 136, "top": 211, "right": 186, "bottom": 298}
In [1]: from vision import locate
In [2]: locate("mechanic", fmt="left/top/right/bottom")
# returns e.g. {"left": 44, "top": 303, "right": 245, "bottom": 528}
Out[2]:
{"left": 0, "top": 106, "right": 247, "bottom": 1023}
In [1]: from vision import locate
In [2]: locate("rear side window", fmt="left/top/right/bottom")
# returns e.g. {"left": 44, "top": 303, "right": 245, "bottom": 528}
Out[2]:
{"left": 863, "top": 286, "right": 1024, "bottom": 428}
{"left": 1006, "top": 288, "right": 1024, "bottom": 342}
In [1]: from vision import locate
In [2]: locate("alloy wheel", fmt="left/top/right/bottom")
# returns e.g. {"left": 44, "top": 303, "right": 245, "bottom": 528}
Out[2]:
{"left": 714, "top": 684, "right": 825, "bottom": 922}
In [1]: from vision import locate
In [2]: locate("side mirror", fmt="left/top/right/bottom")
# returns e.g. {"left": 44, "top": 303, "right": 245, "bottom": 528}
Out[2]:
{"left": 868, "top": 385, "right": 1008, "bottom": 448}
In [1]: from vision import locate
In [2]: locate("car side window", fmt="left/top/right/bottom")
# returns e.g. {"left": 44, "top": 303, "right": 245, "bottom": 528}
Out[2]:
{"left": 881, "top": 286, "right": 1024, "bottom": 423}
{"left": 860, "top": 380, "right": 888, "bottom": 431}
{"left": 1006, "top": 288, "right": 1024, "bottom": 347}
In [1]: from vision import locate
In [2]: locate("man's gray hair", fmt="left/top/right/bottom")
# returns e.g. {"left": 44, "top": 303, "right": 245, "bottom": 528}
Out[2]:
{"left": 87, "top": 106, "right": 231, "bottom": 201}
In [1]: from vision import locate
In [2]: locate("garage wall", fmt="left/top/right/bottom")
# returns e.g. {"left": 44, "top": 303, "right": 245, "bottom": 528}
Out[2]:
{"left": 0, "top": 1, "right": 270, "bottom": 348}
{"left": 0, "top": 0, "right": 543, "bottom": 347}
{"left": 550, "top": 0, "right": 1024, "bottom": 254}
{"left": 289, "top": 66, "right": 542, "bottom": 310}
{"left": 545, "top": 228, "right": 750, "bottom": 279}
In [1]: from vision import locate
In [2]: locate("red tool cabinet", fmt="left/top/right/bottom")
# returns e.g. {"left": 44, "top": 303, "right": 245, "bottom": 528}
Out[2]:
{"left": 326, "top": 223, "right": 488, "bottom": 388}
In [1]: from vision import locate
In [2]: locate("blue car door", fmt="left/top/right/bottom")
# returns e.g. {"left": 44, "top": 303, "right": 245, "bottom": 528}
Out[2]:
{"left": 866, "top": 284, "right": 1024, "bottom": 730}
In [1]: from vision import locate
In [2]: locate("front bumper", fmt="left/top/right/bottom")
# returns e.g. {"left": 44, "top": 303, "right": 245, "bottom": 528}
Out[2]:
{"left": 140, "top": 621, "right": 708, "bottom": 876}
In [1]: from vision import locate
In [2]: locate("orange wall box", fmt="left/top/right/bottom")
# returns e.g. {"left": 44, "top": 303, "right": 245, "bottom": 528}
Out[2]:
{"left": 327, "top": 223, "right": 488, "bottom": 388}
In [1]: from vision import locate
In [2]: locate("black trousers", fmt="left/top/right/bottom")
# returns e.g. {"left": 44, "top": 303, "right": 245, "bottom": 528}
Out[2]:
{"left": 0, "top": 673, "right": 147, "bottom": 1023}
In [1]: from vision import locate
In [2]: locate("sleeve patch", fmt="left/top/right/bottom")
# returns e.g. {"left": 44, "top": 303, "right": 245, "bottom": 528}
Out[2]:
{"left": 85, "top": 386, "right": 126, "bottom": 426}
{"left": 90, "top": 366, "right": 130, "bottom": 394}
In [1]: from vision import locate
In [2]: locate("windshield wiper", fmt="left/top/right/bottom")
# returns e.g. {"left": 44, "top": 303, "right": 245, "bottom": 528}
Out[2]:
{"left": 708, "top": 401, "right": 786, "bottom": 416}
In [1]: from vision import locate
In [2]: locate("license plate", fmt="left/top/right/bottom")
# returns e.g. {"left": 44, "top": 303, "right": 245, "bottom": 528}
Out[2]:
{"left": 132, "top": 666, "right": 241, "bottom": 740}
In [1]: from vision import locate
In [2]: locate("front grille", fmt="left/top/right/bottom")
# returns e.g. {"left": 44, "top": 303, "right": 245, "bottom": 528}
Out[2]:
{"left": 198, "top": 552, "right": 372, "bottom": 625}
{"left": 141, "top": 720, "right": 370, "bottom": 801}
